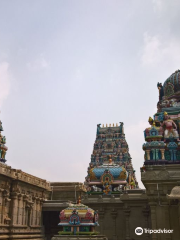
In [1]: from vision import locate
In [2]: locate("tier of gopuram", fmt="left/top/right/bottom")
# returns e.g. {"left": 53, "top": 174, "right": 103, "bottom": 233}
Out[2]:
{"left": 1, "top": 70, "right": 180, "bottom": 239}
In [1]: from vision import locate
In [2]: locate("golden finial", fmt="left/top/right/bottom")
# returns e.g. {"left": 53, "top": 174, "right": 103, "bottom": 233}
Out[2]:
{"left": 148, "top": 117, "right": 153, "bottom": 122}
{"left": 109, "top": 124, "right": 111, "bottom": 127}
{"left": 164, "top": 112, "right": 168, "bottom": 115}
{"left": 113, "top": 123, "right": 114, "bottom": 127}
{"left": 102, "top": 124, "right": 104, "bottom": 127}
{"left": 116, "top": 123, "right": 118, "bottom": 126}
{"left": 106, "top": 124, "right": 108, "bottom": 127}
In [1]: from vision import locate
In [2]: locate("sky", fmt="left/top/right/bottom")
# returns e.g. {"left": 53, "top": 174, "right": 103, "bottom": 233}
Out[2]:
{"left": 0, "top": 0, "right": 180, "bottom": 189}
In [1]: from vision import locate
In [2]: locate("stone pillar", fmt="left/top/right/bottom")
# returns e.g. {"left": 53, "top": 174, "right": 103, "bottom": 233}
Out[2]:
{"left": 160, "top": 149, "right": 165, "bottom": 160}
{"left": 99, "top": 209, "right": 105, "bottom": 235}
{"left": 17, "top": 194, "right": 23, "bottom": 225}
{"left": 1, "top": 190, "right": 7, "bottom": 224}
{"left": 36, "top": 198, "right": 40, "bottom": 226}
{"left": 146, "top": 150, "right": 150, "bottom": 160}
{"left": 164, "top": 205, "right": 172, "bottom": 240}
{"left": 23, "top": 194, "right": 28, "bottom": 225}
{"left": 142, "top": 207, "right": 150, "bottom": 239}
{"left": 123, "top": 207, "right": 131, "bottom": 240}
{"left": 22, "top": 194, "right": 27, "bottom": 225}
{"left": 173, "top": 150, "right": 177, "bottom": 161}
{"left": 149, "top": 203, "right": 157, "bottom": 240}
{"left": 155, "top": 149, "right": 159, "bottom": 160}
{"left": 111, "top": 209, "right": 117, "bottom": 240}
{"left": 0, "top": 189, "right": 3, "bottom": 224}
{"left": 32, "top": 197, "right": 36, "bottom": 225}
{"left": 178, "top": 202, "right": 180, "bottom": 230}
{"left": 169, "top": 150, "right": 173, "bottom": 161}
{"left": 39, "top": 198, "right": 44, "bottom": 226}
{"left": 151, "top": 149, "right": 156, "bottom": 160}
{"left": 10, "top": 192, "right": 18, "bottom": 225}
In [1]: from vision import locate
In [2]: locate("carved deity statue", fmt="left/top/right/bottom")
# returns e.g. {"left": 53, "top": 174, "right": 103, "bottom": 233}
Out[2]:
{"left": 108, "top": 155, "right": 113, "bottom": 165}
{"left": 161, "top": 112, "right": 179, "bottom": 141}
{"left": 157, "top": 82, "right": 164, "bottom": 101}
{"left": 119, "top": 122, "right": 124, "bottom": 134}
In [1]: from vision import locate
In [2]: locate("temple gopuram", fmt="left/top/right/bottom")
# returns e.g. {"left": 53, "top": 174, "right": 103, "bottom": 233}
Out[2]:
{"left": 141, "top": 69, "right": 180, "bottom": 240}
{"left": 84, "top": 123, "right": 138, "bottom": 194}
{"left": 143, "top": 69, "right": 180, "bottom": 164}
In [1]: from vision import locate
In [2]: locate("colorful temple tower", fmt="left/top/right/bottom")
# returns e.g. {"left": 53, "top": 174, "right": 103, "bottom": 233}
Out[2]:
{"left": 143, "top": 69, "right": 180, "bottom": 164}
{"left": 84, "top": 123, "right": 138, "bottom": 194}
{"left": 0, "top": 119, "right": 8, "bottom": 163}
{"left": 141, "top": 69, "right": 180, "bottom": 240}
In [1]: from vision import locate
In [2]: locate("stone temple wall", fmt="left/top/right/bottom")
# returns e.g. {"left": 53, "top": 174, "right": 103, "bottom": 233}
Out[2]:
{"left": 0, "top": 162, "right": 51, "bottom": 240}
{"left": 43, "top": 182, "right": 151, "bottom": 240}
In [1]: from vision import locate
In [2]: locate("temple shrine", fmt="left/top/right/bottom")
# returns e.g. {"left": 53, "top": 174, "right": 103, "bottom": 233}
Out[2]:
{"left": 57, "top": 200, "right": 99, "bottom": 236}
{"left": 84, "top": 123, "right": 138, "bottom": 194}
{"left": 0, "top": 120, "right": 8, "bottom": 163}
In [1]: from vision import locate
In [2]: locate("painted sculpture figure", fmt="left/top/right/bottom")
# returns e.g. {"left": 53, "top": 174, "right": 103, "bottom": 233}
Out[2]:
{"left": 161, "top": 112, "right": 179, "bottom": 141}
{"left": 0, "top": 117, "right": 8, "bottom": 163}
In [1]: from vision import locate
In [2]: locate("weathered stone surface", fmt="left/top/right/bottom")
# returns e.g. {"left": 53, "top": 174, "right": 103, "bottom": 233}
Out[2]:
{"left": 141, "top": 164, "right": 180, "bottom": 240}
{"left": 167, "top": 186, "right": 180, "bottom": 199}
{"left": 0, "top": 162, "right": 51, "bottom": 240}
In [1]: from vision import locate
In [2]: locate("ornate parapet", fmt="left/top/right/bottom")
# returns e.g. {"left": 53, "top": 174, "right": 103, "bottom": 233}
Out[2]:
{"left": 50, "top": 182, "right": 86, "bottom": 202}
{"left": 0, "top": 163, "right": 51, "bottom": 240}
{"left": 0, "top": 162, "right": 51, "bottom": 190}
{"left": 141, "top": 164, "right": 180, "bottom": 182}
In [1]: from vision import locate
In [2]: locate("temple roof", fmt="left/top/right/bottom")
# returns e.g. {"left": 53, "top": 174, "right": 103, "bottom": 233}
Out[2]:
{"left": 163, "top": 69, "right": 180, "bottom": 99}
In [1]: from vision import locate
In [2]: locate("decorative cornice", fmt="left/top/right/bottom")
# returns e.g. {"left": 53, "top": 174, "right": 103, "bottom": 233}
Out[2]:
{"left": 0, "top": 162, "right": 51, "bottom": 190}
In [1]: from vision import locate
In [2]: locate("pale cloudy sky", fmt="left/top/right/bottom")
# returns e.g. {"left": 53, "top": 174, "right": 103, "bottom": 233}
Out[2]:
{"left": 0, "top": 0, "right": 180, "bottom": 188}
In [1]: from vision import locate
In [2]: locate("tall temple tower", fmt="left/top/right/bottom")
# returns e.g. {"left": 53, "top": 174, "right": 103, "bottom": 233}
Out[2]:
{"left": 0, "top": 118, "right": 8, "bottom": 163}
{"left": 84, "top": 123, "right": 138, "bottom": 194}
{"left": 141, "top": 69, "right": 180, "bottom": 240}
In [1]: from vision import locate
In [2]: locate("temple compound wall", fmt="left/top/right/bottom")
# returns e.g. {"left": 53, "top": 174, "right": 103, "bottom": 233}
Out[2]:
{"left": 43, "top": 182, "right": 151, "bottom": 240}
{"left": 141, "top": 164, "right": 180, "bottom": 240}
{"left": 0, "top": 162, "right": 51, "bottom": 240}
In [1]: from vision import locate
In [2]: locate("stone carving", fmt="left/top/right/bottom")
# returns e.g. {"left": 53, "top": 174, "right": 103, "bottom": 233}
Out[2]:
{"left": 142, "top": 171, "right": 157, "bottom": 180}
{"left": 157, "top": 170, "right": 169, "bottom": 180}
{"left": 142, "top": 170, "right": 170, "bottom": 180}
{"left": 167, "top": 186, "right": 180, "bottom": 199}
